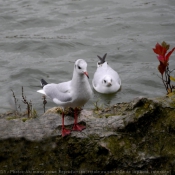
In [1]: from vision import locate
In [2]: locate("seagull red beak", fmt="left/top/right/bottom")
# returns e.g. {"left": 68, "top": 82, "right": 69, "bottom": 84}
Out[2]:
{"left": 84, "top": 72, "right": 89, "bottom": 78}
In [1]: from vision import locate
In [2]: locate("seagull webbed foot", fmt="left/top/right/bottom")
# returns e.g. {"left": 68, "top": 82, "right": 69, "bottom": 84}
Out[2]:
{"left": 72, "top": 124, "right": 86, "bottom": 131}
{"left": 62, "top": 128, "right": 71, "bottom": 137}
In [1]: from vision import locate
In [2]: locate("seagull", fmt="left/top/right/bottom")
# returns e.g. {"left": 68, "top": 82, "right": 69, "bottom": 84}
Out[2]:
{"left": 37, "top": 59, "right": 93, "bottom": 137}
{"left": 92, "top": 53, "right": 121, "bottom": 94}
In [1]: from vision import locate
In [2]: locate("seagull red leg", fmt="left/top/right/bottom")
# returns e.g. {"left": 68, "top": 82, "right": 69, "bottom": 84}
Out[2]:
{"left": 72, "top": 107, "right": 86, "bottom": 131}
{"left": 61, "top": 112, "right": 71, "bottom": 137}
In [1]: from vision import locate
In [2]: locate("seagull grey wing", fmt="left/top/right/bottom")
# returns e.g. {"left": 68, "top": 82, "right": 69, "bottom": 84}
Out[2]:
{"left": 43, "top": 84, "right": 72, "bottom": 102}
{"left": 55, "top": 80, "right": 71, "bottom": 93}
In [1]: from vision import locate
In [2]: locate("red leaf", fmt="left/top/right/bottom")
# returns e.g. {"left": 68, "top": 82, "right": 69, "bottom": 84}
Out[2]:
{"left": 158, "top": 61, "right": 166, "bottom": 75}
{"left": 153, "top": 43, "right": 161, "bottom": 54}
{"left": 157, "top": 55, "right": 165, "bottom": 63}
{"left": 165, "top": 47, "right": 175, "bottom": 62}
{"left": 153, "top": 43, "right": 167, "bottom": 56}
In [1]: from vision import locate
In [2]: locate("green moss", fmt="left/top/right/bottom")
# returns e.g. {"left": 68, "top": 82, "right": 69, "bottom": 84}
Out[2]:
{"left": 2, "top": 96, "right": 175, "bottom": 173}
{"left": 135, "top": 108, "right": 146, "bottom": 118}
{"left": 31, "top": 109, "right": 38, "bottom": 118}
{"left": 103, "top": 135, "right": 136, "bottom": 159}
{"left": 22, "top": 118, "right": 28, "bottom": 122}
{"left": 6, "top": 116, "right": 19, "bottom": 120}
{"left": 104, "top": 114, "right": 113, "bottom": 118}
{"left": 134, "top": 102, "right": 152, "bottom": 119}
{"left": 169, "top": 100, "right": 175, "bottom": 108}
{"left": 6, "top": 116, "right": 30, "bottom": 122}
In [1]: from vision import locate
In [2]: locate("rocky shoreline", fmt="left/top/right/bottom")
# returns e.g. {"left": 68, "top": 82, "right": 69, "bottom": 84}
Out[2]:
{"left": 0, "top": 95, "right": 175, "bottom": 174}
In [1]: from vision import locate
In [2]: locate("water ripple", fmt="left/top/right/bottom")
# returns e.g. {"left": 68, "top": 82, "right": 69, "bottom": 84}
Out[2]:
{"left": 0, "top": 0, "right": 174, "bottom": 113}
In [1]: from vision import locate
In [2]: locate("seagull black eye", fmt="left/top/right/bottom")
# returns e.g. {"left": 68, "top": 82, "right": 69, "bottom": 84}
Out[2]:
{"left": 104, "top": 80, "right": 106, "bottom": 83}
{"left": 78, "top": 66, "right": 81, "bottom": 69}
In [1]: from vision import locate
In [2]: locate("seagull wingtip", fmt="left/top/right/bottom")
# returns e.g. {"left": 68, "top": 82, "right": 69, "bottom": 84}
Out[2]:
{"left": 37, "top": 89, "right": 46, "bottom": 95}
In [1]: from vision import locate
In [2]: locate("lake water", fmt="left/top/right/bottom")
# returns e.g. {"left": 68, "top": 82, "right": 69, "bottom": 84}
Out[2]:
{"left": 0, "top": 0, "right": 175, "bottom": 114}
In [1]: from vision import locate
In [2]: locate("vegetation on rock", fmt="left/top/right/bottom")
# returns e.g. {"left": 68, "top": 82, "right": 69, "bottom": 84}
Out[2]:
{"left": 0, "top": 96, "right": 175, "bottom": 174}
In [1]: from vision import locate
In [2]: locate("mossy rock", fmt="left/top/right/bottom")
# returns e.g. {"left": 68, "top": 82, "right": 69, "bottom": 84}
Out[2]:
{"left": 0, "top": 96, "right": 175, "bottom": 174}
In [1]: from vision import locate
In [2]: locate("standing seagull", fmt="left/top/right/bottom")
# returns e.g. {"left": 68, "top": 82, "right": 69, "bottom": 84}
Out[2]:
{"left": 37, "top": 59, "right": 93, "bottom": 137}
{"left": 92, "top": 53, "right": 121, "bottom": 94}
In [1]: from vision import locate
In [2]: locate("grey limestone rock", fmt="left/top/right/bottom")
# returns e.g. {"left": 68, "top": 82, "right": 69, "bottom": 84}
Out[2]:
{"left": 0, "top": 96, "right": 175, "bottom": 174}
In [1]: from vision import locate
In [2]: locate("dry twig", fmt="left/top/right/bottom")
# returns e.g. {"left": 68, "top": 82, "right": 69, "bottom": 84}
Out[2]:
{"left": 21, "top": 86, "right": 31, "bottom": 118}
{"left": 42, "top": 95, "right": 47, "bottom": 113}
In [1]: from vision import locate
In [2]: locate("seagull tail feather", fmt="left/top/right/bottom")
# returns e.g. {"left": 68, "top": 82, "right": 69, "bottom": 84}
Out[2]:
{"left": 40, "top": 79, "right": 48, "bottom": 88}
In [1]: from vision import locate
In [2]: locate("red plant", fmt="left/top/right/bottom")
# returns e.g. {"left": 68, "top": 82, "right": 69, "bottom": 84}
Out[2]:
{"left": 153, "top": 41, "right": 175, "bottom": 94}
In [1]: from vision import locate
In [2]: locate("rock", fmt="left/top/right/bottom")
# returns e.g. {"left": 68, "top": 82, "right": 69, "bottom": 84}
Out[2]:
{"left": 0, "top": 96, "right": 175, "bottom": 173}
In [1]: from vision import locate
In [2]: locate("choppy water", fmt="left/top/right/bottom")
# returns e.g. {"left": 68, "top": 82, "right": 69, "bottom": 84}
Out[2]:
{"left": 0, "top": 0, "right": 175, "bottom": 114}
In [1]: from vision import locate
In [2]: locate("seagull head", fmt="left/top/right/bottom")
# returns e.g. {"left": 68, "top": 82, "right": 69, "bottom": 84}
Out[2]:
{"left": 75, "top": 59, "right": 89, "bottom": 78}
{"left": 102, "top": 76, "right": 112, "bottom": 87}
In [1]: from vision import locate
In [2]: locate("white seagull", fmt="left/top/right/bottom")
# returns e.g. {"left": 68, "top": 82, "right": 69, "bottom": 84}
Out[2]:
{"left": 92, "top": 53, "right": 121, "bottom": 94}
{"left": 37, "top": 59, "right": 93, "bottom": 137}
